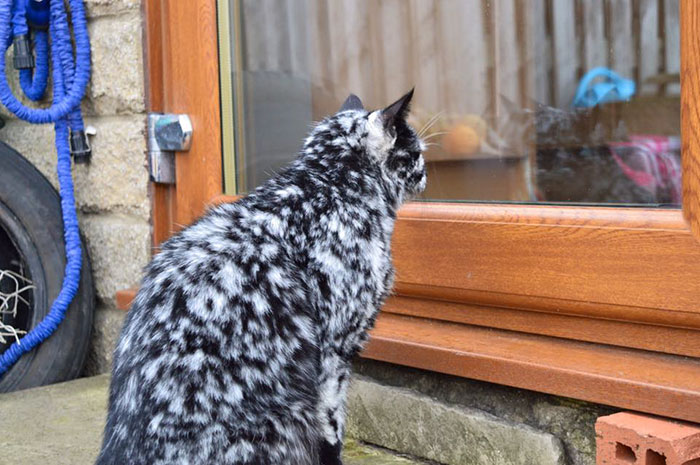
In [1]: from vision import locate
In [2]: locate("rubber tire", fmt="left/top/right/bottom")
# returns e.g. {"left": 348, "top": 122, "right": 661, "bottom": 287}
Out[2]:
{"left": 0, "top": 141, "right": 94, "bottom": 392}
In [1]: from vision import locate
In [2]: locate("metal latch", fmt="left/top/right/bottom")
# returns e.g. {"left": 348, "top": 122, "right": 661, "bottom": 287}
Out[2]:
{"left": 147, "top": 113, "right": 193, "bottom": 184}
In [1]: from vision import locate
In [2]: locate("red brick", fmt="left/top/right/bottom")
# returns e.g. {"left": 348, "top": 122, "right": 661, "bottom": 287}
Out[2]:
{"left": 596, "top": 412, "right": 700, "bottom": 465}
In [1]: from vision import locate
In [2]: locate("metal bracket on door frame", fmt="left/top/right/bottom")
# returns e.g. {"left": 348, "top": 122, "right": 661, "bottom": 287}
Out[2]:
{"left": 147, "top": 113, "right": 193, "bottom": 184}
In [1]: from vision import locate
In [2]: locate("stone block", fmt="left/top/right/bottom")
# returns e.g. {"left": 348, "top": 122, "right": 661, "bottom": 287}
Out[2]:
{"left": 80, "top": 212, "right": 150, "bottom": 305}
{"left": 83, "top": 304, "right": 127, "bottom": 376}
{"left": 354, "top": 358, "right": 612, "bottom": 465}
{"left": 86, "top": 13, "right": 145, "bottom": 115}
{"left": 347, "top": 377, "right": 567, "bottom": 465}
{"left": 84, "top": 0, "right": 141, "bottom": 17}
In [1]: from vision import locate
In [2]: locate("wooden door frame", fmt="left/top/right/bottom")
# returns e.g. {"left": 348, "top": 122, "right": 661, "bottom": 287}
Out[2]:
{"left": 137, "top": 0, "right": 700, "bottom": 422}
{"left": 144, "top": 0, "right": 223, "bottom": 245}
{"left": 682, "top": 1, "right": 700, "bottom": 238}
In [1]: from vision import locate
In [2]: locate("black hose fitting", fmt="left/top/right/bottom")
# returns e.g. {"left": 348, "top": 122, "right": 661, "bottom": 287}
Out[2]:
{"left": 13, "top": 35, "right": 34, "bottom": 70}
{"left": 70, "top": 130, "right": 92, "bottom": 164}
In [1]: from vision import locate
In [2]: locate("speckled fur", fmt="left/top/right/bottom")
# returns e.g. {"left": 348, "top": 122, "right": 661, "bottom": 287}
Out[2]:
{"left": 96, "top": 91, "right": 426, "bottom": 465}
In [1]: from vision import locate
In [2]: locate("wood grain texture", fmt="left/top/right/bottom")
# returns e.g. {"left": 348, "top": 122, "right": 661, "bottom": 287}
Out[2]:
{"left": 161, "top": 0, "right": 223, "bottom": 229}
{"left": 364, "top": 313, "right": 700, "bottom": 423}
{"left": 682, "top": 0, "right": 700, "bottom": 241}
{"left": 150, "top": 185, "right": 174, "bottom": 247}
{"left": 145, "top": 0, "right": 225, "bottom": 244}
{"left": 383, "top": 296, "right": 700, "bottom": 358}
{"left": 144, "top": 0, "right": 174, "bottom": 247}
{"left": 144, "top": 0, "right": 164, "bottom": 111}
{"left": 393, "top": 203, "right": 700, "bottom": 322}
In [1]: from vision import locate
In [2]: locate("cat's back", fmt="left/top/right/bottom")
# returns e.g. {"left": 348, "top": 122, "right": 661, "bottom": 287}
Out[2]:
{"left": 98, "top": 200, "right": 320, "bottom": 465}
{"left": 117, "top": 198, "right": 311, "bottom": 369}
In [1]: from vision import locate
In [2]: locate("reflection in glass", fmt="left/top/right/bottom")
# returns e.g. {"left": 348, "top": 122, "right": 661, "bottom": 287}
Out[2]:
{"left": 226, "top": 0, "right": 681, "bottom": 207}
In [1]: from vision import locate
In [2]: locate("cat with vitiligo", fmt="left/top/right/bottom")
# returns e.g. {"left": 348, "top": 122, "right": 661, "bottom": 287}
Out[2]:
{"left": 96, "top": 90, "right": 426, "bottom": 465}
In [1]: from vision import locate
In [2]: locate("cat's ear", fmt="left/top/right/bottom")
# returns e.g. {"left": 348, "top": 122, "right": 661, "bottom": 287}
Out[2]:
{"left": 339, "top": 93, "right": 364, "bottom": 112}
{"left": 499, "top": 94, "right": 519, "bottom": 114}
{"left": 381, "top": 88, "right": 414, "bottom": 129}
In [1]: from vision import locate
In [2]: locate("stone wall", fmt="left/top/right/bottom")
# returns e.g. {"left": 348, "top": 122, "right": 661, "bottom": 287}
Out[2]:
{"left": 0, "top": 0, "right": 148, "bottom": 375}
{"left": 349, "top": 360, "right": 618, "bottom": 465}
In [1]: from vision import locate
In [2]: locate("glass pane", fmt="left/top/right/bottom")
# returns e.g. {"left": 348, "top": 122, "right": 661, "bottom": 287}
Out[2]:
{"left": 224, "top": 0, "right": 681, "bottom": 207}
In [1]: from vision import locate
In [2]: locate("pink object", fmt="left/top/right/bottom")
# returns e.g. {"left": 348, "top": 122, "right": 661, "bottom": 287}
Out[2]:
{"left": 609, "top": 135, "right": 682, "bottom": 204}
{"left": 596, "top": 412, "right": 700, "bottom": 465}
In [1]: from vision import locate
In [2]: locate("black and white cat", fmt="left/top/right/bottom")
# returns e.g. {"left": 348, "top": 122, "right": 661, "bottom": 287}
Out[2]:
{"left": 96, "top": 90, "right": 426, "bottom": 465}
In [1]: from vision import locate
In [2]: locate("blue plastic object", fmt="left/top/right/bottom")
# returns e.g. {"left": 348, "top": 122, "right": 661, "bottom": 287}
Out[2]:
{"left": 572, "top": 67, "right": 636, "bottom": 108}
{"left": 0, "top": 0, "right": 90, "bottom": 377}
{"left": 25, "top": 0, "right": 49, "bottom": 29}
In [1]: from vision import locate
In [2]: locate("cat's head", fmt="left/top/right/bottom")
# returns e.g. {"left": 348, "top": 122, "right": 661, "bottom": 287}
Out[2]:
{"left": 305, "top": 90, "right": 427, "bottom": 202}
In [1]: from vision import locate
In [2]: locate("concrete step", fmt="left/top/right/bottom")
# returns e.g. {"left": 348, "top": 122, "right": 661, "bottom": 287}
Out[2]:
{"left": 0, "top": 375, "right": 422, "bottom": 465}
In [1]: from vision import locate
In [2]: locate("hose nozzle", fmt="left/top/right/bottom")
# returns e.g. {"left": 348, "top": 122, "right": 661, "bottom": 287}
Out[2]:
{"left": 13, "top": 35, "right": 34, "bottom": 70}
{"left": 70, "top": 130, "right": 92, "bottom": 164}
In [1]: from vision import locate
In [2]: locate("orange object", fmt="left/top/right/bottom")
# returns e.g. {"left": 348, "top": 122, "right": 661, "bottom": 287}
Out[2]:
{"left": 596, "top": 412, "right": 700, "bottom": 464}
{"left": 461, "top": 114, "right": 487, "bottom": 139}
{"left": 442, "top": 123, "right": 480, "bottom": 155}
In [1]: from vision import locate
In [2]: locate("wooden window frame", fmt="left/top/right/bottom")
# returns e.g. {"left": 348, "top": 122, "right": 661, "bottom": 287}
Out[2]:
{"left": 138, "top": 0, "right": 700, "bottom": 422}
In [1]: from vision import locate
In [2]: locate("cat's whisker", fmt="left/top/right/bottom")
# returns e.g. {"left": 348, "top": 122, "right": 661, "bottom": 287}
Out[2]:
{"left": 419, "top": 110, "right": 444, "bottom": 133}
{"left": 421, "top": 131, "right": 449, "bottom": 142}
{"left": 417, "top": 111, "right": 444, "bottom": 138}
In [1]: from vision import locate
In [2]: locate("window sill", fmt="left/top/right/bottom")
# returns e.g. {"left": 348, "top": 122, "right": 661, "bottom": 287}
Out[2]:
{"left": 364, "top": 312, "right": 700, "bottom": 423}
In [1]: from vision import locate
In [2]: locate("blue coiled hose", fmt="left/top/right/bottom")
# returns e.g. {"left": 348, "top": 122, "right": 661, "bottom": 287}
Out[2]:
{"left": 0, "top": 0, "right": 90, "bottom": 376}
